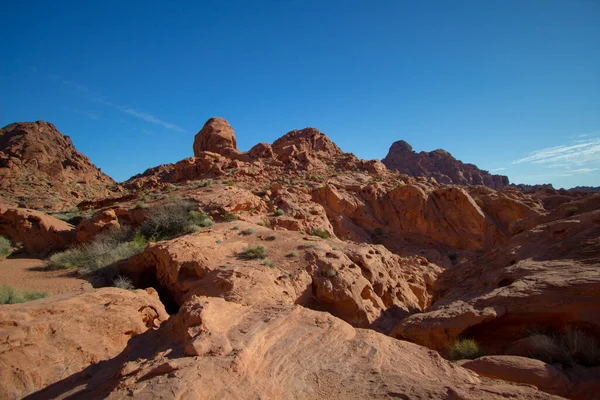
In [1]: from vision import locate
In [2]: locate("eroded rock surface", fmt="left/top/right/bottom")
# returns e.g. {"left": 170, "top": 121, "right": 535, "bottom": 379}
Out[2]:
{"left": 28, "top": 296, "right": 560, "bottom": 400}
{"left": 0, "top": 205, "right": 75, "bottom": 256}
{"left": 0, "top": 288, "right": 168, "bottom": 399}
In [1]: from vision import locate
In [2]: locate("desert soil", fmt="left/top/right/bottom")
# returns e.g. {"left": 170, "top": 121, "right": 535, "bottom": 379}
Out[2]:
{"left": 0, "top": 258, "right": 91, "bottom": 295}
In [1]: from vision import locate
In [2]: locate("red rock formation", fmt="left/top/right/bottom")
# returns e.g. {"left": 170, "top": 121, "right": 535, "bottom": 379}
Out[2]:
{"left": 0, "top": 121, "right": 119, "bottom": 211}
{"left": 382, "top": 140, "right": 509, "bottom": 189}
{"left": 391, "top": 203, "right": 600, "bottom": 352}
{"left": 0, "top": 288, "right": 168, "bottom": 400}
{"left": 192, "top": 117, "right": 238, "bottom": 157}
{"left": 0, "top": 205, "right": 75, "bottom": 256}
{"left": 26, "top": 296, "right": 559, "bottom": 400}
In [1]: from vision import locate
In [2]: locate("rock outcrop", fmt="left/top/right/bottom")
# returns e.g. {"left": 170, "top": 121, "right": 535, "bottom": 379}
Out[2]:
{"left": 121, "top": 221, "right": 440, "bottom": 330}
{"left": 0, "top": 121, "right": 119, "bottom": 211}
{"left": 0, "top": 205, "right": 75, "bottom": 256}
{"left": 28, "top": 296, "right": 559, "bottom": 400}
{"left": 0, "top": 288, "right": 168, "bottom": 400}
{"left": 192, "top": 117, "right": 238, "bottom": 157}
{"left": 391, "top": 206, "right": 600, "bottom": 352}
{"left": 382, "top": 140, "right": 509, "bottom": 189}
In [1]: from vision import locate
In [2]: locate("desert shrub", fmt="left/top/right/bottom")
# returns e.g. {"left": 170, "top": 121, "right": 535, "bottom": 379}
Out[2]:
{"left": 263, "top": 259, "right": 275, "bottom": 268}
{"left": 134, "top": 202, "right": 149, "bottom": 210}
{"left": 0, "top": 236, "right": 12, "bottom": 258}
{"left": 221, "top": 211, "right": 238, "bottom": 222}
{"left": 321, "top": 268, "right": 337, "bottom": 277}
{"left": 140, "top": 200, "right": 211, "bottom": 240}
{"left": 299, "top": 243, "right": 319, "bottom": 249}
{"left": 0, "top": 285, "right": 47, "bottom": 304}
{"left": 286, "top": 251, "right": 297, "bottom": 257}
{"left": 239, "top": 245, "right": 268, "bottom": 260}
{"left": 559, "top": 327, "right": 600, "bottom": 366}
{"left": 565, "top": 206, "right": 579, "bottom": 217}
{"left": 311, "top": 228, "right": 330, "bottom": 239}
{"left": 448, "top": 339, "right": 483, "bottom": 360}
{"left": 273, "top": 209, "right": 285, "bottom": 216}
{"left": 188, "top": 210, "right": 214, "bottom": 227}
{"left": 47, "top": 229, "right": 148, "bottom": 275}
{"left": 265, "top": 234, "right": 277, "bottom": 241}
{"left": 241, "top": 228, "right": 256, "bottom": 235}
{"left": 113, "top": 276, "right": 135, "bottom": 290}
{"left": 50, "top": 210, "right": 94, "bottom": 226}
{"left": 231, "top": 225, "right": 240, "bottom": 230}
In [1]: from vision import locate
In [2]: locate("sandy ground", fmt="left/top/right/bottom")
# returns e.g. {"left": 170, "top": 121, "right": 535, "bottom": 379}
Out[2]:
{"left": 0, "top": 257, "right": 92, "bottom": 295}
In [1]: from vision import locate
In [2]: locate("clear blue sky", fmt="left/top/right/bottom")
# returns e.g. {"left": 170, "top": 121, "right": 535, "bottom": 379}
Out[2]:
{"left": 1, "top": 0, "right": 598, "bottom": 188}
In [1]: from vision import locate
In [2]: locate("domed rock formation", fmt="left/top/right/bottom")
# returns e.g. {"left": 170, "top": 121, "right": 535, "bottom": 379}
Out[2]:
{"left": 0, "top": 121, "right": 119, "bottom": 211}
{"left": 192, "top": 117, "right": 238, "bottom": 157}
{"left": 382, "top": 139, "right": 509, "bottom": 189}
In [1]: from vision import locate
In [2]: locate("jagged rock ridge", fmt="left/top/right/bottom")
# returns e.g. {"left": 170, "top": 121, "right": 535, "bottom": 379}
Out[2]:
{"left": 382, "top": 139, "right": 509, "bottom": 189}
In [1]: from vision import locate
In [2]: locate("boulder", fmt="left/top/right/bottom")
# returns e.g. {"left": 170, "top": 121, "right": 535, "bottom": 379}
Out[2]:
{"left": 459, "top": 355, "right": 571, "bottom": 397}
{"left": 0, "top": 288, "right": 168, "bottom": 399}
{"left": 75, "top": 208, "right": 120, "bottom": 242}
{"left": 0, "top": 206, "right": 74, "bottom": 256}
{"left": 192, "top": 117, "right": 238, "bottom": 157}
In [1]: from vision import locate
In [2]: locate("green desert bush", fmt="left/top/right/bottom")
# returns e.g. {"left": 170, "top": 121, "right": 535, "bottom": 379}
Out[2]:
{"left": 140, "top": 200, "right": 212, "bottom": 240}
{"left": 47, "top": 228, "right": 148, "bottom": 275}
{"left": 241, "top": 228, "right": 256, "bottom": 235}
{"left": 448, "top": 339, "right": 484, "bottom": 360}
{"left": 0, "top": 285, "right": 47, "bottom": 304}
{"left": 273, "top": 209, "right": 285, "bottom": 216}
{"left": 311, "top": 228, "right": 330, "bottom": 239}
{"left": 239, "top": 245, "right": 268, "bottom": 260}
{"left": 0, "top": 236, "right": 13, "bottom": 258}
{"left": 221, "top": 211, "right": 238, "bottom": 222}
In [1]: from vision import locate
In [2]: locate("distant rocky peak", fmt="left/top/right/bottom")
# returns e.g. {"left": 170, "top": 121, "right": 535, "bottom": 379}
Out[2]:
{"left": 382, "top": 139, "right": 509, "bottom": 189}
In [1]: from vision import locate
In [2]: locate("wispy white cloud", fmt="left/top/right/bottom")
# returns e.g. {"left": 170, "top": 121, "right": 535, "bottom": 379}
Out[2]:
{"left": 59, "top": 79, "right": 187, "bottom": 133}
{"left": 72, "top": 109, "right": 101, "bottom": 120}
{"left": 512, "top": 138, "right": 600, "bottom": 166}
{"left": 490, "top": 167, "right": 506, "bottom": 172}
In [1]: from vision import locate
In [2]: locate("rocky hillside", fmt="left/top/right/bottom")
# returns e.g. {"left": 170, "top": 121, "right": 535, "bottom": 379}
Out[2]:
{"left": 382, "top": 139, "right": 509, "bottom": 189}
{"left": 1, "top": 117, "right": 599, "bottom": 399}
{"left": 0, "top": 121, "right": 119, "bottom": 211}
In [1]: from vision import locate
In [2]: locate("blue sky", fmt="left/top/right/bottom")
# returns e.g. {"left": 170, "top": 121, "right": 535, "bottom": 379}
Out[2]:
{"left": 1, "top": 0, "right": 598, "bottom": 188}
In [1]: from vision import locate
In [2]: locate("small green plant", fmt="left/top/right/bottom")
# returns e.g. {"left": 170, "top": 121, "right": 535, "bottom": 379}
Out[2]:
{"left": 565, "top": 206, "right": 579, "bottom": 217}
{"left": 263, "top": 259, "right": 275, "bottom": 268}
{"left": 0, "top": 236, "right": 13, "bottom": 258}
{"left": 321, "top": 268, "right": 337, "bottom": 277}
{"left": 221, "top": 211, "right": 238, "bottom": 222}
{"left": 188, "top": 210, "right": 214, "bottom": 227}
{"left": 273, "top": 209, "right": 285, "bottom": 216}
{"left": 216, "top": 239, "right": 223, "bottom": 244}
{"left": 239, "top": 245, "right": 268, "bottom": 260}
{"left": 448, "top": 339, "right": 484, "bottom": 360}
{"left": 311, "top": 228, "right": 330, "bottom": 239}
{"left": 0, "top": 285, "right": 47, "bottom": 304}
{"left": 231, "top": 225, "right": 240, "bottom": 230}
{"left": 241, "top": 228, "right": 256, "bottom": 235}
{"left": 222, "top": 180, "right": 234, "bottom": 186}
{"left": 134, "top": 202, "right": 149, "bottom": 210}
{"left": 265, "top": 234, "right": 277, "bottom": 241}
{"left": 286, "top": 251, "right": 297, "bottom": 257}
{"left": 300, "top": 243, "right": 319, "bottom": 249}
